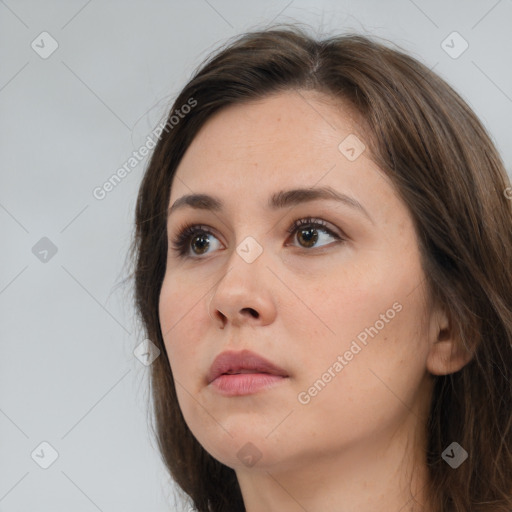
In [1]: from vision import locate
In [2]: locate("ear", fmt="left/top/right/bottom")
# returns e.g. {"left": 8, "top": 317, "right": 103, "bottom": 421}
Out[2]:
{"left": 426, "top": 305, "right": 475, "bottom": 376}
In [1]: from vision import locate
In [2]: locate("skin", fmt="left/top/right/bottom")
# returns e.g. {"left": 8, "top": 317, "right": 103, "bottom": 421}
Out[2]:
{"left": 158, "top": 90, "right": 472, "bottom": 512}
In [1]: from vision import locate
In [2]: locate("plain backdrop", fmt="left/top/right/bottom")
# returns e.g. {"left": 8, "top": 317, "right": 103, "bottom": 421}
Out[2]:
{"left": 1, "top": 1, "right": 511, "bottom": 511}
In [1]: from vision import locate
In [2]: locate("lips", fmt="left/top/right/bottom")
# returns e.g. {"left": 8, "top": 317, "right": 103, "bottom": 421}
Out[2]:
{"left": 207, "top": 349, "right": 289, "bottom": 384}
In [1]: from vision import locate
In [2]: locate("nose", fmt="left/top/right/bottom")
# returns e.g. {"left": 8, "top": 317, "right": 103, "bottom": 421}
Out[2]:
{"left": 208, "top": 247, "right": 277, "bottom": 329}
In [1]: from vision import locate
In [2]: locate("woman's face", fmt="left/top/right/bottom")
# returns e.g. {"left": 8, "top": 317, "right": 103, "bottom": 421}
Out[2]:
{"left": 159, "top": 90, "right": 438, "bottom": 474}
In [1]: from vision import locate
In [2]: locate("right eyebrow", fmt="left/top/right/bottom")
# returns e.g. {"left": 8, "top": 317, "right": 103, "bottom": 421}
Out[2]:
{"left": 167, "top": 185, "right": 373, "bottom": 224}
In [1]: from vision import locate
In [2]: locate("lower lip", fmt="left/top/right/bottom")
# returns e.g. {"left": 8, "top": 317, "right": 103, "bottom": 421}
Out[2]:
{"left": 210, "top": 373, "right": 288, "bottom": 396}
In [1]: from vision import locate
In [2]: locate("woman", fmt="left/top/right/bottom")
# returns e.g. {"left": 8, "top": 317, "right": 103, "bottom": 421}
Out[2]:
{"left": 129, "top": 24, "right": 512, "bottom": 511}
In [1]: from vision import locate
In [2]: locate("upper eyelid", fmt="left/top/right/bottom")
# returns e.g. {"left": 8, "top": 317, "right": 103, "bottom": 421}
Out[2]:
{"left": 169, "top": 217, "right": 347, "bottom": 259}
{"left": 173, "top": 217, "right": 338, "bottom": 235}
{"left": 286, "top": 218, "right": 342, "bottom": 240}
{"left": 173, "top": 217, "right": 343, "bottom": 245}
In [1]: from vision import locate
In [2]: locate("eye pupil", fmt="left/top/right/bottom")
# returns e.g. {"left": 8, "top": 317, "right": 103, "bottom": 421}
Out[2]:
{"left": 191, "top": 234, "right": 210, "bottom": 254}
{"left": 173, "top": 219, "right": 339, "bottom": 259}
{"left": 297, "top": 227, "right": 318, "bottom": 248}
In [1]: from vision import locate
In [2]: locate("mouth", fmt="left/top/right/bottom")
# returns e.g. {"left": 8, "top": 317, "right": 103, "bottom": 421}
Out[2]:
{"left": 222, "top": 369, "right": 277, "bottom": 375}
{"left": 207, "top": 349, "right": 289, "bottom": 382}
{"left": 210, "top": 372, "right": 288, "bottom": 396}
{"left": 207, "top": 349, "right": 289, "bottom": 396}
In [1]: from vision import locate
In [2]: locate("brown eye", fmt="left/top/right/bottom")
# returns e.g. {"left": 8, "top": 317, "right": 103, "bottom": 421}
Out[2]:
{"left": 171, "top": 217, "right": 344, "bottom": 259}
{"left": 296, "top": 226, "right": 319, "bottom": 248}
{"left": 171, "top": 225, "right": 222, "bottom": 258}
{"left": 287, "top": 217, "right": 343, "bottom": 250}
{"left": 190, "top": 233, "right": 211, "bottom": 255}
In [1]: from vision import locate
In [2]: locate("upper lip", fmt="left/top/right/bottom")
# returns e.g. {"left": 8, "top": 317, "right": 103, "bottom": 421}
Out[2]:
{"left": 207, "top": 349, "right": 289, "bottom": 384}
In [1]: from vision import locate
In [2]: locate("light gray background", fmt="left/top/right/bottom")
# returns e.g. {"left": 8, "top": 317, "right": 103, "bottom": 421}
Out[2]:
{"left": 1, "top": 1, "right": 511, "bottom": 511}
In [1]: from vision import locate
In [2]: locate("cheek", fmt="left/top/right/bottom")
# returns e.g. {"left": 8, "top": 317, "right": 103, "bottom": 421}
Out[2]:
{"left": 158, "top": 272, "right": 207, "bottom": 384}
{"left": 299, "top": 249, "right": 429, "bottom": 385}
{"left": 307, "top": 260, "right": 398, "bottom": 343}
{"left": 295, "top": 297, "right": 430, "bottom": 442}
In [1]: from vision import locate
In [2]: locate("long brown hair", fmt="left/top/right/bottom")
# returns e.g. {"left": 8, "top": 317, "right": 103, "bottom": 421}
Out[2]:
{"left": 128, "top": 24, "right": 512, "bottom": 512}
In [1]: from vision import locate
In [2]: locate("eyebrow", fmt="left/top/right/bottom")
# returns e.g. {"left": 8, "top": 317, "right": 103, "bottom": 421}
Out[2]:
{"left": 167, "top": 186, "right": 373, "bottom": 223}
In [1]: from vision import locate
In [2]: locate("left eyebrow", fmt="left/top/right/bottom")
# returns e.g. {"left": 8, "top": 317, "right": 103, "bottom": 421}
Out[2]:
{"left": 167, "top": 185, "right": 373, "bottom": 224}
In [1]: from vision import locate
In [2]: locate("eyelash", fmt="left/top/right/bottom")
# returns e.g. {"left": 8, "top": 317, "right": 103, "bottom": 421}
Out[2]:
{"left": 170, "top": 217, "right": 345, "bottom": 258}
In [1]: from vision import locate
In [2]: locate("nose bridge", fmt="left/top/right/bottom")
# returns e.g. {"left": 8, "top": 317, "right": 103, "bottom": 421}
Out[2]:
{"left": 218, "top": 233, "right": 267, "bottom": 294}
{"left": 209, "top": 232, "right": 275, "bottom": 325}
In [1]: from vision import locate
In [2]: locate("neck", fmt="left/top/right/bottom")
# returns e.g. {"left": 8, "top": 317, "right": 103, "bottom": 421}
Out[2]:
{"left": 235, "top": 411, "right": 433, "bottom": 512}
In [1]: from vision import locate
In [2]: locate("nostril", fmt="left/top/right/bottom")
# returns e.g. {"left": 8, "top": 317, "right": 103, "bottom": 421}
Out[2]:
{"left": 242, "top": 307, "right": 259, "bottom": 318}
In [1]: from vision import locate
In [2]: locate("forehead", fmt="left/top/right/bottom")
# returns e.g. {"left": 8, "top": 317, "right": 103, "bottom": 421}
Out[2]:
{"left": 175, "top": 91, "right": 357, "bottom": 174}
{"left": 169, "top": 90, "right": 398, "bottom": 220}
